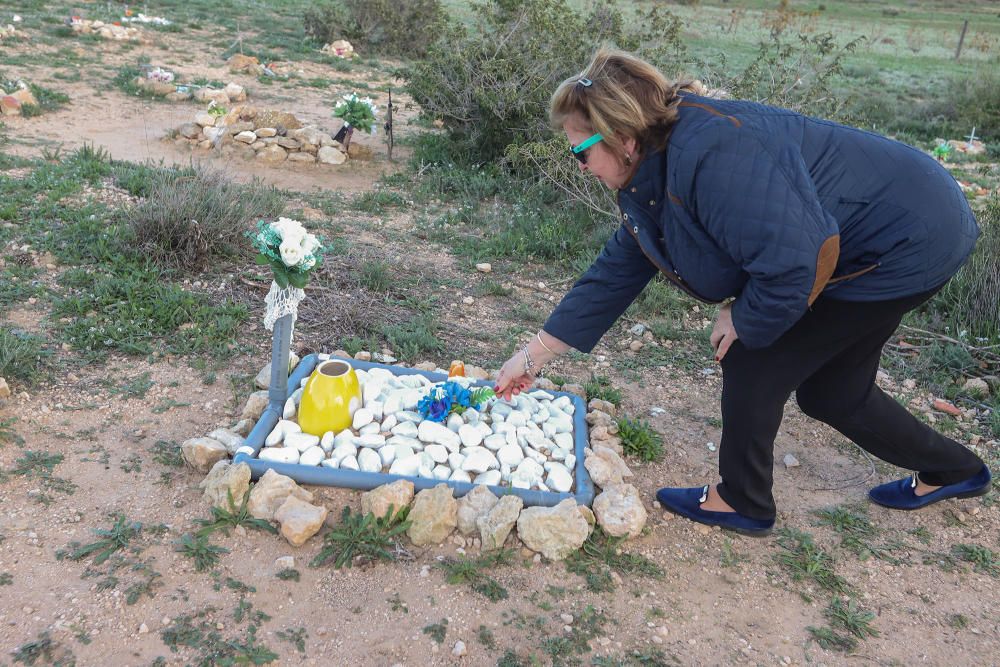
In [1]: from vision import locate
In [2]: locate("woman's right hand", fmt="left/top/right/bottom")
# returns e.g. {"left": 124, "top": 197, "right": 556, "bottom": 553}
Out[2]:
{"left": 494, "top": 352, "right": 534, "bottom": 401}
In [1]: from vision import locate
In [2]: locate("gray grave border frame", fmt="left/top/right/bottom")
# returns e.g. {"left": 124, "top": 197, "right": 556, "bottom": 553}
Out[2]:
{"left": 233, "top": 314, "right": 595, "bottom": 507}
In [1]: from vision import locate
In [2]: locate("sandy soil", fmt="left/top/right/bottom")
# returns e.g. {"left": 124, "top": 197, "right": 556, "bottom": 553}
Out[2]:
{"left": 1, "top": 16, "right": 998, "bottom": 667}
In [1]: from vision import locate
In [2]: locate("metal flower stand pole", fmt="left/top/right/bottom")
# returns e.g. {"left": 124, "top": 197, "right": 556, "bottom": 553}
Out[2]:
{"left": 267, "top": 313, "right": 294, "bottom": 406}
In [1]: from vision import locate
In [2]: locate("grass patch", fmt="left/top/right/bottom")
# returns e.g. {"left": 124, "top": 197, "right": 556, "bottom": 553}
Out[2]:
{"left": 195, "top": 489, "right": 279, "bottom": 538}
{"left": 616, "top": 417, "right": 664, "bottom": 462}
{"left": 565, "top": 528, "right": 663, "bottom": 593}
{"left": 0, "top": 328, "right": 49, "bottom": 385}
{"left": 381, "top": 313, "right": 443, "bottom": 361}
{"left": 8, "top": 450, "right": 77, "bottom": 503}
{"left": 422, "top": 619, "right": 448, "bottom": 644}
{"left": 825, "top": 597, "right": 879, "bottom": 640}
{"left": 310, "top": 505, "right": 411, "bottom": 569}
{"left": 951, "top": 543, "right": 999, "bottom": 577}
{"left": 774, "top": 528, "right": 851, "bottom": 596}
{"left": 585, "top": 374, "right": 622, "bottom": 406}
{"left": 150, "top": 440, "right": 184, "bottom": 467}
{"left": 53, "top": 261, "right": 247, "bottom": 359}
{"left": 176, "top": 533, "right": 229, "bottom": 572}
{"left": 275, "top": 626, "right": 307, "bottom": 653}
{"left": 0, "top": 418, "right": 24, "bottom": 447}
{"left": 160, "top": 606, "right": 278, "bottom": 666}
{"left": 11, "top": 631, "right": 75, "bottom": 666}
{"left": 59, "top": 515, "right": 142, "bottom": 565}
{"left": 358, "top": 259, "right": 391, "bottom": 293}
{"left": 435, "top": 549, "right": 514, "bottom": 602}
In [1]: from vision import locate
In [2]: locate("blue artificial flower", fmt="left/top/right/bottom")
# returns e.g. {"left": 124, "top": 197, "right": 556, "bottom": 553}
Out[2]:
{"left": 427, "top": 399, "right": 449, "bottom": 422}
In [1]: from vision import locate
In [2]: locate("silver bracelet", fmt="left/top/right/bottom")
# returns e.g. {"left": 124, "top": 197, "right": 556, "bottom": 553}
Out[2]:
{"left": 521, "top": 346, "right": 536, "bottom": 375}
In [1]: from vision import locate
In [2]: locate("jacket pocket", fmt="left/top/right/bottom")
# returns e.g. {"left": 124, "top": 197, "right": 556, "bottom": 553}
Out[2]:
{"left": 827, "top": 263, "right": 879, "bottom": 284}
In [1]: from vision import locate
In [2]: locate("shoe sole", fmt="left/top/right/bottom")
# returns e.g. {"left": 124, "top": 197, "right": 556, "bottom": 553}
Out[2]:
{"left": 721, "top": 524, "right": 773, "bottom": 538}
{"left": 869, "top": 485, "right": 990, "bottom": 511}
{"left": 659, "top": 505, "right": 774, "bottom": 537}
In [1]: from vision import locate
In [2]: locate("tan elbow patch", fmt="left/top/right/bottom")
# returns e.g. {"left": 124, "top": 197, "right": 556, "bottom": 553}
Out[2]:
{"left": 808, "top": 235, "right": 840, "bottom": 305}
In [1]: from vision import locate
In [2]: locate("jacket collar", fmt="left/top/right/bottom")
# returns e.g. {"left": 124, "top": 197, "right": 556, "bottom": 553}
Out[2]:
{"left": 618, "top": 144, "right": 667, "bottom": 215}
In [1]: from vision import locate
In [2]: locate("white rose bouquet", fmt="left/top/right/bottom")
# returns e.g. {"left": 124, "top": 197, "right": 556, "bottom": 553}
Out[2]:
{"left": 249, "top": 217, "right": 324, "bottom": 289}
{"left": 333, "top": 93, "right": 378, "bottom": 135}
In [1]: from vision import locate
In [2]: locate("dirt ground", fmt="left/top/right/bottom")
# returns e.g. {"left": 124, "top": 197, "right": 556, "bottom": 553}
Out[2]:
{"left": 1, "top": 17, "right": 998, "bottom": 667}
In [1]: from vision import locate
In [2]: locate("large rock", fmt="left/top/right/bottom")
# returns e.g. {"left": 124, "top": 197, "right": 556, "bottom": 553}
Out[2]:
{"left": 289, "top": 126, "right": 328, "bottom": 146}
{"left": 224, "top": 82, "right": 247, "bottom": 102}
{"left": 317, "top": 146, "right": 347, "bottom": 165}
{"left": 0, "top": 377, "right": 9, "bottom": 399}
{"left": 0, "top": 96, "right": 18, "bottom": 116}
{"left": 407, "top": 484, "right": 457, "bottom": 546}
{"left": 228, "top": 54, "right": 260, "bottom": 73}
{"left": 256, "top": 144, "right": 288, "bottom": 164}
{"left": 361, "top": 479, "right": 414, "bottom": 518}
{"left": 456, "top": 485, "right": 498, "bottom": 535}
{"left": 274, "top": 496, "right": 328, "bottom": 547}
{"left": 10, "top": 88, "right": 38, "bottom": 107}
{"left": 477, "top": 495, "right": 523, "bottom": 550}
{"left": 177, "top": 123, "right": 201, "bottom": 140}
{"left": 247, "top": 469, "right": 313, "bottom": 521}
{"left": 592, "top": 484, "right": 647, "bottom": 539}
{"left": 199, "top": 461, "right": 251, "bottom": 509}
{"left": 584, "top": 445, "right": 633, "bottom": 489}
{"left": 516, "top": 499, "right": 591, "bottom": 561}
{"left": 253, "top": 110, "right": 302, "bottom": 131}
{"left": 206, "top": 428, "right": 246, "bottom": 455}
{"left": 255, "top": 353, "right": 300, "bottom": 389}
{"left": 241, "top": 390, "right": 270, "bottom": 421}
{"left": 181, "top": 437, "right": 228, "bottom": 473}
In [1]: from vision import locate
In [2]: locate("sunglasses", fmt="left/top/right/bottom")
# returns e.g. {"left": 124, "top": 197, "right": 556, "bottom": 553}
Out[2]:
{"left": 570, "top": 133, "right": 604, "bottom": 165}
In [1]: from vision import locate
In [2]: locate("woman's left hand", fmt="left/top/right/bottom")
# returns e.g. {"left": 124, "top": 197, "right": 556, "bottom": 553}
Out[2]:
{"left": 710, "top": 303, "right": 739, "bottom": 362}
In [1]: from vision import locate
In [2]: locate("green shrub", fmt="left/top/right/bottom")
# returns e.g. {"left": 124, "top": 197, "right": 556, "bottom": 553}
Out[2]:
{"left": 616, "top": 416, "right": 664, "bottom": 462}
{"left": 933, "top": 196, "right": 1000, "bottom": 339}
{"left": 303, "top": 0, "right": 445, "bottom": 58}
{"left": 406, "top": 0, "right": 639, "bottom": 163}
{"left": 125, "top": 167, "right": 284, "bottom": 271}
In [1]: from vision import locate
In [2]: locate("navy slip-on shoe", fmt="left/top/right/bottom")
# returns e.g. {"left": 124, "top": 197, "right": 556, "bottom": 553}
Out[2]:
{"left": 868, "top": 465, "right": 992, "bottom": 510}
{"left": 655, "top": 485, "right": 775, "bottom": 537}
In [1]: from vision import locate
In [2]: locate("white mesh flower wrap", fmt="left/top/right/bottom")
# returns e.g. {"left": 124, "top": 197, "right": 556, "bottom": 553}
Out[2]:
{"left": 264, "top": 281, "right": 306, "bottom": 332}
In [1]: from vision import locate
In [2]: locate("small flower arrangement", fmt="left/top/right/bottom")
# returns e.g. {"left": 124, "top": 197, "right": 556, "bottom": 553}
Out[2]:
{"left": 333, "top": 93, "right": 378, "bottom": 135}
{"left": 248, "top": 217, "right": 324, "bottom": 289}
{"left": 146, "top": 67, "right": 174, "bottom": 83}
{"left": 417, "top": 381, "right": 496, "bottom": 423}
{"left": 207, "top": 100, "right": 227, "bottom": 118}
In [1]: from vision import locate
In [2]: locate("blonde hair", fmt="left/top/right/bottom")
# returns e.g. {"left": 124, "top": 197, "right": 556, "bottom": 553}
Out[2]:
{"left": 550, "top": 47, "right": 703, "bottom": 158}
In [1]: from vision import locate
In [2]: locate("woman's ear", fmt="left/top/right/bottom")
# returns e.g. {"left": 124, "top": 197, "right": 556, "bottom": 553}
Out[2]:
{"left": 621, "top": 135, "right": 638, "bottom": 158}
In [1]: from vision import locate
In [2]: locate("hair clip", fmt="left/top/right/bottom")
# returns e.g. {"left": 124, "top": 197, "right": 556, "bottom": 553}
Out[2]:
{"left": 577, "top": 78, "right": 593, "bottom": 87}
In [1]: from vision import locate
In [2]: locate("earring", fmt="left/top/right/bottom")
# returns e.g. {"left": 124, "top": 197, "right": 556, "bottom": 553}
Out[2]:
{"left": 624, "top": 153, "right": 632, "bottom": 166}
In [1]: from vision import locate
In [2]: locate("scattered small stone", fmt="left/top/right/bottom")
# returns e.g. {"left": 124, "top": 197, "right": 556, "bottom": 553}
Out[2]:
{"left": 475, "top": 263, "right": 492, "bottom": 273}
{"left": 452, "top": 640, "right": 467, "bottom": 657}
{"left": 462, "top": 296, "right": 475, "bottom": 305}
{"left": 932, "top": 398, "right": 962, "bottom": 417}
{"left": 783, "top": 453, "right": 800, "bottom": 468}
{"left": 706, "top": 442, "right": 716, "bottom": 452}
{"left": 138, "top": 623, "right": 149, "bottom": 634}
{"left": 629, "top": 340, "right": 644, "bottom": 352}
{"left": 560, "top": 613, "right": 574, "bottom": 624}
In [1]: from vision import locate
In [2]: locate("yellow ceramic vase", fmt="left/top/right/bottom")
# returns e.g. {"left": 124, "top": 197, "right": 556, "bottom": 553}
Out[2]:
{"left": 297, "top": 359, "right": 362, "bottom": 436}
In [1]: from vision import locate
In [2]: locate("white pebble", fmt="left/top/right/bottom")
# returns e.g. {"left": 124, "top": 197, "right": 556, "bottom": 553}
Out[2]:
{"left": 352, "top": 408, "right": 374, "bottom": 430}
{"left": 299, "top": 446, "right": 325, "bottom": 466}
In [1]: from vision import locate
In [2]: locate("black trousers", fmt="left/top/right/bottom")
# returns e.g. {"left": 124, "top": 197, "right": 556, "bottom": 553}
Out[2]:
{"left": 717, "top": 288, "right": 985, "bottom": 520}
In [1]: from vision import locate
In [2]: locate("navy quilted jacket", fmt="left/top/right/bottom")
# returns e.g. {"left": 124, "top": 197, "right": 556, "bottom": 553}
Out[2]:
{"left": 544, "top": 95, "right": 978, "bottom": 351}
